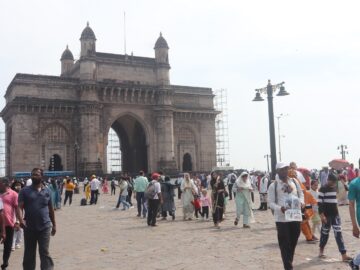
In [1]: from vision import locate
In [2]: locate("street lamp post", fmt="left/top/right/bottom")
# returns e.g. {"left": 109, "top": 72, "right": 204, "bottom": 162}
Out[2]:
{"left": 253, "top": 80, "right": 290, "bottom": 180}
{"left": 276, "top": 113, "right": 288, "bottom": 162}
{"left": 264, "top": 154, "right": 271, "bottom": 173}
{"left": 338, "top": 144, "right": 348, "bottom": 160}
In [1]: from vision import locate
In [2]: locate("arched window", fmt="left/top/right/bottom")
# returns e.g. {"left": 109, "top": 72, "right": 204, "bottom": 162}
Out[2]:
{"left": 43, "top": 124, "right": 68, "bottom": 143}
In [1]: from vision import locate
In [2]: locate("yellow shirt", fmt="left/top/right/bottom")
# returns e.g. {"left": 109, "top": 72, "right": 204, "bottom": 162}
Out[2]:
{"left": 65, "top": 182, "right": 75, "bottom": 191}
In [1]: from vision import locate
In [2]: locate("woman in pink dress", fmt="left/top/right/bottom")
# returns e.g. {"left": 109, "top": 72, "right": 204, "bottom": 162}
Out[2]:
{"left": 102, "top": 178, "right": 109, "bottom": 194}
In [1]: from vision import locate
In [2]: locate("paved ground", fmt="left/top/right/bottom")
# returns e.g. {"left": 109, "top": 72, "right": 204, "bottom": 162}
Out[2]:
{"left": 6, "top": 190, "right": 359, "bottom": 270}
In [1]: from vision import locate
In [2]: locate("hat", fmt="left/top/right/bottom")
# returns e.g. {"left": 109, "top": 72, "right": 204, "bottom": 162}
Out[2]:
{"left": 91, "top": 175, "right": 96, "bottom": 179}
{"left": 151, "top": 173, "right": 160, "bottom": 180}
{"left": 276, "top": 162, "right": 289, "bottom": 170}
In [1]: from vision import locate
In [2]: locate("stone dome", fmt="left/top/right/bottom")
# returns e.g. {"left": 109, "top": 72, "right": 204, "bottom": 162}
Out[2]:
{"left": 80, "top": 22, "right": 96, "bottom": 40}
{"left": 60, "top": 45, "right": 74, "bottom": 61}
{"left": 154, "top": 32, "right": 169, "bottom": 49}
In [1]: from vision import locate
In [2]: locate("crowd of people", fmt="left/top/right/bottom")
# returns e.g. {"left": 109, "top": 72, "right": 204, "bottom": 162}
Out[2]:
{"left": 0, "top": 162, "right": 359, "bottom": 269}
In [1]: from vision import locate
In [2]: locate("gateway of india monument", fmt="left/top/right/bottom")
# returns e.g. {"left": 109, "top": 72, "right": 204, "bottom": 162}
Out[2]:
{"left": 1, "top": 23, "right": 217, "bottom": 176}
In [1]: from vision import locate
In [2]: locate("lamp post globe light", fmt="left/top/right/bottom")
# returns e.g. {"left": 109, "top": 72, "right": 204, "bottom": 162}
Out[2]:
{"left": 253, "top": 80, "right": 290, "bottom": 180}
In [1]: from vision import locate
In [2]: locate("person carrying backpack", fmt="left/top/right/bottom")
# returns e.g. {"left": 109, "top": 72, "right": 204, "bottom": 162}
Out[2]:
{"left": 146, "top": 173, "right": 163, "bottom": 227}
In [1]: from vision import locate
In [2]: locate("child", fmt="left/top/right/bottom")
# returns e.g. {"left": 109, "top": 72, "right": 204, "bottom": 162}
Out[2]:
{"left": 200, "top": 189, "right": 211, "bottom": 220}
{"left": 310, "top": 180, "right": 321, "bottom": 238}
{"left": 193, "top": 193, "right": 201, "bottom": 219}
{"left": 318, "top": 173, "right": 352, "bottom": 261}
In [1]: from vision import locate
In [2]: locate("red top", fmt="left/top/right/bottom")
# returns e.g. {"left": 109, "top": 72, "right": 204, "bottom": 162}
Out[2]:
{"left": 0, "top": 189, "right": 18, "bottom": 227}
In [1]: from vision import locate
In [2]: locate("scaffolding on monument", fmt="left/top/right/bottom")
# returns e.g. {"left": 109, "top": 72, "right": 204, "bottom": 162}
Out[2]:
{"left": 214, "top": 89, "right": 231, "bottom": 169}
{"left": 107, "top": 128, "right": 122, "bottom": 174}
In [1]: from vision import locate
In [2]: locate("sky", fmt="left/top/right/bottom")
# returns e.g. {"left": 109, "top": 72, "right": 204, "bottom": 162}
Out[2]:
{"left": 1, "top": 0, "right": 360, "bottom": 171}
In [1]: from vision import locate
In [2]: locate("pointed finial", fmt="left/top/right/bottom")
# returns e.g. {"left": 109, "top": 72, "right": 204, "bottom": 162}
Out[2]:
{"left": 66, "top": 44, "right": 69, "bottom": 49}
{"left": 160, "top": 32, "right": 162, "bottom": 37}
{"left": 87, "top": 21, "right": 89, "bottom": 27}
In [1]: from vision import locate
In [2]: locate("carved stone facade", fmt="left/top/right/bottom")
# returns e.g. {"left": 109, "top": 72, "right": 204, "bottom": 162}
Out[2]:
{"left": 1, "top": 23, "right": 217, "bottom": 176}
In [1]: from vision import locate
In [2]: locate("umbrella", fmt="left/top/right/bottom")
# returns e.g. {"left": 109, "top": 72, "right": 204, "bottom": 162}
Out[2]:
{"left": 328, "top": 159, "right": 350, "bottom": 170}
{"left": 297, "top": 168, "right": 310, "bottom": 175}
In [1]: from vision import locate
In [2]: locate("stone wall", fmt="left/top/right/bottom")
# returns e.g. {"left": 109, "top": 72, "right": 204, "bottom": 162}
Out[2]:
{"left": 97, "top": 63, "right": 157, "bottom": 85}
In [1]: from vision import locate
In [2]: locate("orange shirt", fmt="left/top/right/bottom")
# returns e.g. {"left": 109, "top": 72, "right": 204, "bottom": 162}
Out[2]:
{"left": 65, "top": 182, "right": 75, "bottom": 191}
{"left": 303, "top": 190, "right": 317, "bottom": 219}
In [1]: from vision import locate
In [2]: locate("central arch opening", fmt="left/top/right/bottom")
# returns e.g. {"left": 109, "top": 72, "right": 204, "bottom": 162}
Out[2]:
{"left": 49, "top": 154, "right": 63, "bottom": 171}
{"left": 182, "top": 153, "right": 192, "bottom": 172}
{"left": 107, "top": 115, "right": 148, "bottom": 174}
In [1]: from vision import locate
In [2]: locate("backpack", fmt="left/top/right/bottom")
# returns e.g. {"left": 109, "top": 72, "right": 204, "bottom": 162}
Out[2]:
{"left": 80, "top": 198, "right": 87, "bottom": 206}
{"left": 144, "top": 182, "right": 157, "bottom": 200}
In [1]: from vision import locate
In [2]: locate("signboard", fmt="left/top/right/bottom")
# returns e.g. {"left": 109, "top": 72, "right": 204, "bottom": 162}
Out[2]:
{"left": 14, "top": 171, "right": 74, "bottom": 178}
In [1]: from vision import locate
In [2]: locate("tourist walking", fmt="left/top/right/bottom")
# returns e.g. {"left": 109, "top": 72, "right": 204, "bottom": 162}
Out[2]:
{"left": 116, "top": 178, "right": 131, "bottom": 210}
{"left": 17, "top": 168, "right": 56, "bottom": 270}
{"left": 227, "top": 172, "right": 237, "bottom": 200}
{"left": 200, "top": 189, "right": 211, "bottom": 220}
{"left": 233, "top": 171, "right": 254, "bottom": 228}
{"left": 63, "top": 178, "right": 75, "bottom": 206}
{"left": 133, "top": 171, "right": 148, "bottom": 218}
{"left": 210, "top": 171, "right": 225, "bottom": 229}
{"left": 161, "top": 176, "right": 177, "bottom": 220}
{"left": 110, "top": 178, "right": 116, "bottom": 195}
{"left": 102, "top": 178, "right": 109, "bottom": 194}
{"left": 258, "top": 173, "right": 269, "bottom": 210}
{"left": 181, "top": 173, "right": 196, "bottom": 221}
{"left": 48, "top": 179, "right": 60, "bottom": 210}
{"left": 11, "top": 180, "right": 23, "bottom": 251}
{"left": 268, "top": 162, "right": 304, "bottom": 270}
{"left": 0, "top": 178, "right": 19, "bottom": 270}
{"left": 90, "top": 175, "right": 100, "bottom": 205}
{"left": 318, "top": 173, "right": 352, "bottom": 261}
{"left": 146, "top": 173, "right": 162, "bottom": 227}
{"left": 310, "top": 180, "right": 321, "bottom": 238}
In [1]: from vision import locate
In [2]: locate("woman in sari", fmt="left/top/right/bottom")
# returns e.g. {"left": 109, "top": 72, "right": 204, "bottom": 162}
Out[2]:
{"left": 181, "top": 173, "right": 196, "bottom": 220}
{"left": 233, "top": 171, "right": 254, "bottom": 228}
{"left": 210, "top": 171, "right": 225, "bottom": 228}
{"left": 49, "top": 178, "right": 61, "bottom": 210}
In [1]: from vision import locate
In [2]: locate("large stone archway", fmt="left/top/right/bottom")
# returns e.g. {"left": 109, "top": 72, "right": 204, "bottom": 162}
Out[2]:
{"left": 1, "top": 30, "right": 217, "bottom": 176}
{"left": 108, "top": 115, "right": 148, "bottom": 174}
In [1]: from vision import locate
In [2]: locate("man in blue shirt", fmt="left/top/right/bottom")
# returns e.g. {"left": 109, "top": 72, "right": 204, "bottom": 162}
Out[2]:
{"left": 348, "top": 176, "right": 360, "bottom": 269}
{"left": 17, "top": 168, "right": 56, "bottom": 270}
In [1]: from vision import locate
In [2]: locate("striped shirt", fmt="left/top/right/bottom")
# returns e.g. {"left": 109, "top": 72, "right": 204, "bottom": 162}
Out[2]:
{"left": 318, "top": 185, "right": 338, "bottom": 216}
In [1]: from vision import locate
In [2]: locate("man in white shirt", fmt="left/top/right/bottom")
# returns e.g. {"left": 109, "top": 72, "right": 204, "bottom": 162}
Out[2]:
{"left": 147, "top": 173, "right": 163, "bottom": 227}
{"left": 90, "top": 175, "right": 100, "bottom": 205}
{"left": 268, "top": 162, "right": 304, "bottom": 270}
{"left": 115, "top": 178, "right": 131, "bottom": 210}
